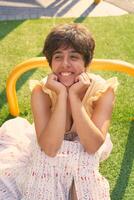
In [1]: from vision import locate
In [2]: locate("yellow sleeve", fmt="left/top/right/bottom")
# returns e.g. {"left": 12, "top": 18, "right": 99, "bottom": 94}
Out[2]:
{"left": 82, "top": 73, "right": 119, "bottom": 117}
{"left": 29, "top": 76, "right": 57, "bottom": 112}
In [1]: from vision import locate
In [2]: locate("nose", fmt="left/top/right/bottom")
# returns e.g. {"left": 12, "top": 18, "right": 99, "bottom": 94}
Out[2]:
{"left": 62, "top": 56, "right": 70, "bottom": 69}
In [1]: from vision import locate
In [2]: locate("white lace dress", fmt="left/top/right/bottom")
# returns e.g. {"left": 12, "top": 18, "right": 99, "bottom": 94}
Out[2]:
{"left": 0, "top": 73, "right": 118, "bottom": 200}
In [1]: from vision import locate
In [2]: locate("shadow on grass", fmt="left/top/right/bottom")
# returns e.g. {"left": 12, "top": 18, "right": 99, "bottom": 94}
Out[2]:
{"left": 111, "top": 121, "right": 134, "bottom": 200}
{"left": 0, "top": 114, "right": 14, "bottom": 125}
{"left": 0, "top": 20, "right": 25, "bottom": 40}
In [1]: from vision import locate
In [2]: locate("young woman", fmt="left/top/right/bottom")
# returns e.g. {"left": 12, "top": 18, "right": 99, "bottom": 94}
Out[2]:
{"left": 0, "top": 23, "right": 118, "bottom": 200}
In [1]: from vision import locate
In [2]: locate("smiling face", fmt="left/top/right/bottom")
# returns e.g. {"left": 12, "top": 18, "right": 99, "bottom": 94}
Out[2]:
{"left": 51, "top": 47, "right": 86, "bottom": 88}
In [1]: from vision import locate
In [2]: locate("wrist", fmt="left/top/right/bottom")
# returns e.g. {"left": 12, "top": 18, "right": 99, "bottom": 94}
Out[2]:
{"left": 69, "top": 90, "right": 79, "bottom": 100}
{"left": 69, "top": 92, "right": 81, "bottom": 106}
{"left": 58, "top": 90, "right": 68, "bottom": 99}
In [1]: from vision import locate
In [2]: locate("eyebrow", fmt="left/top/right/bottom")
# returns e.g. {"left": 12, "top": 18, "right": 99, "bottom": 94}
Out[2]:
{"left": 53, "top": 50, "right": 62, "bottom": 55}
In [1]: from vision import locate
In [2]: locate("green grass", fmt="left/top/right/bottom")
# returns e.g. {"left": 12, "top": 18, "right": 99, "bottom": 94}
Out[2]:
{"left": 0, "top": 15, "right": 134, "bottom": 200}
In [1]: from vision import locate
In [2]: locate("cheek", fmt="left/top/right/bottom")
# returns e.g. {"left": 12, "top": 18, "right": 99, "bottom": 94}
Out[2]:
{"left": 51, "top": 62, "right": 58, "bottom": 73}
{"left": 76, "top": 60, "right": 85, "bottom": 72}
{"left": 76, "top": 65, "right": 86, "bottom": 74}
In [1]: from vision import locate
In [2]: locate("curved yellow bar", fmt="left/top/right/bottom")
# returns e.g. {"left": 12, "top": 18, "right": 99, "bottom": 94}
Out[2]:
{"left": 90, "top": 59, "right": 134, "bottom": 76}
{"left": 6, "top": 57, "right": 134, "bottom": 116}
{"left": 94, "top": 0, "right": 102, "bottom": 4}
{"left": 6, "top": 57, "right": 48, "bottom": 116}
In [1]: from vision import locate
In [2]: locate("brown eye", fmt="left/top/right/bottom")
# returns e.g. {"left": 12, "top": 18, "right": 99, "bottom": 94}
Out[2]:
{"left": 55, "top": 56, "right": 60, "bottom": 59}
{"left": 70, "top": 55, "right": 78, "bottom": 60}
{"left": 53, "top": 55, "right": 61, "bottom": 60}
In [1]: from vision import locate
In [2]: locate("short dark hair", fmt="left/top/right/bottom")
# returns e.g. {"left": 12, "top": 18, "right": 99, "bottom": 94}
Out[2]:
{"left": 42, "top": 23, "right": 95, "bottom": 67}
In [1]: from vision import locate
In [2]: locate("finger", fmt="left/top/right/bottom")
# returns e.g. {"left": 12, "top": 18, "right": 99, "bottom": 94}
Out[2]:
{"left": 51, "top": 73, "right": 58, "bottom": 81}
{"left": 77, "top": 73, "right": 87, "bottom": 84}
{"left": 75, "top": 75, "right": 80, "bottom": 83}
{"left": 84, "top": 72, "right": 92, "bottom": 84}
{"left": 54, "top": 75, "right": 58, "bottom": 81}
{"left": 81, "top": 72, "right": 87, "bottom": 81}
{"left": 82, "top": 72, "right": 91, "bottom": 80}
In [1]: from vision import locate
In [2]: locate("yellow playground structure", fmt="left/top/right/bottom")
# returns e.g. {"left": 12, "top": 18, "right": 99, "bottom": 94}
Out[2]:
{"left": 6, "top": 57, "right": 134, "bottom": 116}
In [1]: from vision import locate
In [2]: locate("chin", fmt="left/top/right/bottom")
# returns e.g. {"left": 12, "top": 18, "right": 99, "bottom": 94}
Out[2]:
{"left": 59, "top": 77, "right": 75, "bottom": 88}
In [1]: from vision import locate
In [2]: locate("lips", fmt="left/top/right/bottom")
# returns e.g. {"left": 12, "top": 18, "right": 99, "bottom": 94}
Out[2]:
{"left": 57, "top": 72, "right": 75, "bottom": 87}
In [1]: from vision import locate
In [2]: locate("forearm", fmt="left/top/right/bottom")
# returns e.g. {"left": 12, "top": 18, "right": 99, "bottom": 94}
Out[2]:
{"left": 39, "top": 92, "right": 67, "bottom": 156}
{"left": 69, "top": 93, "right": 104, "bottom": 154}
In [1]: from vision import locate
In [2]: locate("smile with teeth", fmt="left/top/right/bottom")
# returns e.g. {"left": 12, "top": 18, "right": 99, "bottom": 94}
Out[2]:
{"left": 60, "top": 72, "right": 73, "bottom": 76}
